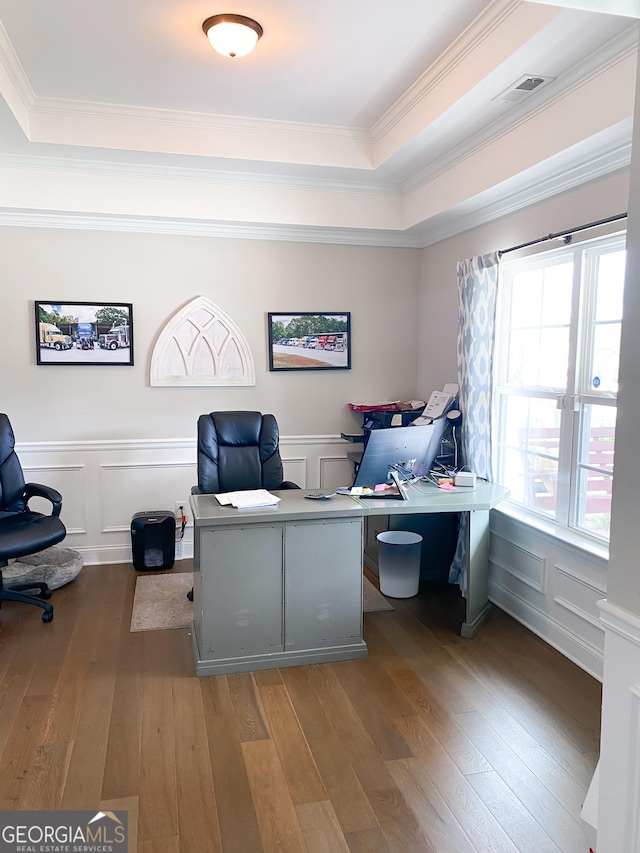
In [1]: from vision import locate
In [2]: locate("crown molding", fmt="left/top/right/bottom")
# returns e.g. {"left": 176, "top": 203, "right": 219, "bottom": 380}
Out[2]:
{"left": 29, "top": 95, "right": 372, "bottom": 146}
{"left": 0, "top": 20, "right": 34, "bottom": 132}
{"left": 0, "top": 152, "right": 397, "bottom": 195}
{"left": 0, "top": 208, "right": 423, "bottom": 248}
{"left": 371, "top": 0, "right": 522, "bottom": 145}
{"left": 412, "top": 136, "right": 631, "bottom": 247}
{"left": 0, "top": 130, "right": 628, "bottom": 249}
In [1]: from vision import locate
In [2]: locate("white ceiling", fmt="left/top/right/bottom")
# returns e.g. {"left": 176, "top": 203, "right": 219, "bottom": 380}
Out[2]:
{"left": 0, "top": 0, "right": 637, "bottom": 246}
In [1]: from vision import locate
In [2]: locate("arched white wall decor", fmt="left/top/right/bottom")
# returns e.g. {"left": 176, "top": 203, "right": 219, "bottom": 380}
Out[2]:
{"left": 150, "top": 296, "right": 255, "bottom": 386}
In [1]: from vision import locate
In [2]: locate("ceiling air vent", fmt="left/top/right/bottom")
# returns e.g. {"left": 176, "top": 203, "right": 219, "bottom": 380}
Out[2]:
{"left": 493, "top": 74, "right": 555, "bottom": 103}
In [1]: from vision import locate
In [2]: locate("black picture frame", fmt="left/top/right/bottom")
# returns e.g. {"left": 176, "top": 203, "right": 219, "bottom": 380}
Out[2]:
{"left": 35, "top": 301, "right": 134, "bottom": 366}
{"left": 268, "top": 312, "right": 351, "bottom": 371}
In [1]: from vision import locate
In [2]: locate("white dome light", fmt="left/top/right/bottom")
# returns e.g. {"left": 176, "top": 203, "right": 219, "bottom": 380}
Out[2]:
{"left": 202, "top": 14, "right": 263, "bottom": 59}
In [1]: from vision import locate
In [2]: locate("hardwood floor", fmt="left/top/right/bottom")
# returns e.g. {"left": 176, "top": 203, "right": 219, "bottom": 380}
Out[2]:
{"left": 0, "top": 562, "right": 601, "bottom": 852}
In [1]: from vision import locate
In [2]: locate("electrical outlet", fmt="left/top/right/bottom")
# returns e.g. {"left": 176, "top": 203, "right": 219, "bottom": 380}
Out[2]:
{"left": 174, "top": 501, "right": 190, "bottom": 525}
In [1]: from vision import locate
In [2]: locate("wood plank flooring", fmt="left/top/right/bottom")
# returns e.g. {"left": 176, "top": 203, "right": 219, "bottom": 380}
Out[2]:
{"left": 0, "top": 562, "right": 601, "bottom": 852}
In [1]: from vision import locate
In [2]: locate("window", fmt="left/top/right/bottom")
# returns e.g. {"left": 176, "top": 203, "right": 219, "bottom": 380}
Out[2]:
{"left": 494, "top": 233, "right": 625, "bottom": 544}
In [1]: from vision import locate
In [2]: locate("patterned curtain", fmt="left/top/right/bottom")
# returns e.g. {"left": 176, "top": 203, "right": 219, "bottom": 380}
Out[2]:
{"left": 449, "top": 252, "right": 500, "bottom": 593}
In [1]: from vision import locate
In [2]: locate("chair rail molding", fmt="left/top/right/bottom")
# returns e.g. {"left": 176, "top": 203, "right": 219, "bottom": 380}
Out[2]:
{"left": 150, "top": 295, "right": 255, "bottom": 387}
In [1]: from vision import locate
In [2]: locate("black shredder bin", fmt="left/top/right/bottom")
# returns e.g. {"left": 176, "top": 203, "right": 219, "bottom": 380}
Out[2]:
{"left": 131, "top": 511, "right": 175, "bottom": 570}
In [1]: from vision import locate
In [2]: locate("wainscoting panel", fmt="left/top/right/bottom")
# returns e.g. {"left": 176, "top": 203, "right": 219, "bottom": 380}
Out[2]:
{"left": 282, "top": 457, "right": 307, "bottom": 489}
{"left": 22, "top": 463, "right": 87, "bottom": 535}
{"left": 596, "top": 602, "right": 640, "bottom": 851}
{"left": 490, "top": 533, "right": 546, "bottom": 593}
{"left": 490, "top": 509, "right": 608, "bottom": 679}
{"left": 319, "top": 456, "right": 356, "bottom": 491}
{"left": 100, "top": 461, "right": 197, "bottom": 531}
{"left": 16, "top": 434, "right": 352, "bottom": 566}
{"left": 554, "top": 563, "right": 606, "bottom": 628}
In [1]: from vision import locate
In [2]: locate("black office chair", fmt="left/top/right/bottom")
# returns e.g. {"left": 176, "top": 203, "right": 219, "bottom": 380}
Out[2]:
{"left": 0, "top": 413, "right": 66, "bottom": 622}
{"left": 188, "top": 410, "right": 299, "bottom": 599}
{"left": 193, "top": 410, "right": 300, "bottom": 495}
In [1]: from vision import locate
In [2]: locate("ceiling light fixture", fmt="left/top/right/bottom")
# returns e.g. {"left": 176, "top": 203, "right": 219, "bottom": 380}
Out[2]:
{"left": 202, "top": 14, "right": 263, "bottom": 58}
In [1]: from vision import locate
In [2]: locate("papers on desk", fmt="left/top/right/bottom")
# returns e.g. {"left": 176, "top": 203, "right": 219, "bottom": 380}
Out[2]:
{"left": 215, "top": 489, "right": 281, "bottom": 509}
{"left": 411, "top": 383, "right": 459, "bottom": 425}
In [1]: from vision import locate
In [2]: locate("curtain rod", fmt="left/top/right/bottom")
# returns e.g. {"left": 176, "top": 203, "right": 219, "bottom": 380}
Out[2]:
{"left": 498, "top": 212, "right": 628, "bottom": 256}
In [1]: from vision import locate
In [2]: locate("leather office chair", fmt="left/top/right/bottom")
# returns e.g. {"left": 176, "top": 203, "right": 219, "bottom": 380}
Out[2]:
{"left": 193, "top": 410, "right": 299, "bottom": 495}
{"left": 0, "top": 413, "right": 66, "bottom": 622}
{"left": 188, "top": 410, "right": 299, "bottom": 599}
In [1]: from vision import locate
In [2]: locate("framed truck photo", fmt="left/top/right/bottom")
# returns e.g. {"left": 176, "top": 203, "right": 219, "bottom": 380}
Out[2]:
{"left": 268, "top": 312, "right": 351, "bottom": 371}
{"left": 35, "top": 301, "right": 134, "bottom": 366}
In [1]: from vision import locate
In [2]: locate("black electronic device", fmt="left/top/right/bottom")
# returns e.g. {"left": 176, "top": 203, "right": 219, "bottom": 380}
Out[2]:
{"left": 352, "top": 421, "right": 447, "bottom": 495}
{"left": 131, "top": 511, "right": 175, "bottom": 571}
{"left": 360, "top": 409, "right": 422, "bottom": 440}
{"left": 304, "top": 492, "right": 336, "bottom": 500}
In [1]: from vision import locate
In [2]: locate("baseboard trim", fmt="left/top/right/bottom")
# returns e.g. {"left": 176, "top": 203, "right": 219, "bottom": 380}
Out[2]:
{"left": 72, "top": 542, "right": 194, "bottom": 567}
{"left": 490, "top": 579, "right": 603, "bottom": 680}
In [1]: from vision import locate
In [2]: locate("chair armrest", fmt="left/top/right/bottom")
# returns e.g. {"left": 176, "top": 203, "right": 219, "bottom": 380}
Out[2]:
{"left": 23, "top": 482, "right": 63, "bottom": 517}
{"left": 280, "top": 481, "right": 300, "bottom": 490}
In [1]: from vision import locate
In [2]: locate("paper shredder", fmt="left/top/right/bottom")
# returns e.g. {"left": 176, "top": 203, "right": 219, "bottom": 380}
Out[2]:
{"left": 131, "top": 511, "right": 175, "bottom": 570}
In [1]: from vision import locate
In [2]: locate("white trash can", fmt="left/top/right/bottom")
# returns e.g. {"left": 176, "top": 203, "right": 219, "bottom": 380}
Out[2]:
{"left": 376, "top": 530, "right": 423, "bottom": 598}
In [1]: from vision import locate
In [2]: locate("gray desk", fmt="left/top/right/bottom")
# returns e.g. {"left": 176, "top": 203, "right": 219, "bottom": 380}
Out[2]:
{"left": 190, "top": 491, "right": 368, "bottom": 676}
{"left": 353, "top": 480, "right": 509, "bottom": 638}
{"left": 190, "top": 482, "right": 509, "bottom": 676}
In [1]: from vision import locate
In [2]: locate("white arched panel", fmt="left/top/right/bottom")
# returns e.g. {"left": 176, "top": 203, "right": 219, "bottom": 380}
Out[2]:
{"left": 150, "top": 296, "right": 255, "bottom": 386}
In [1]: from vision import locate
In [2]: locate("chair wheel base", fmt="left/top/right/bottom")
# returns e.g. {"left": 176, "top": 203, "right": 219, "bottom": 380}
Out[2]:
{"left": 187, "top": 587, "right": 194, "bottom": 602}
{"left": 0, "top": 587, "right": 54, "bottom": 622}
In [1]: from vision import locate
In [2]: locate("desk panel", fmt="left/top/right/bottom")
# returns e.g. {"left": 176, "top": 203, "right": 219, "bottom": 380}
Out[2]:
{"left": 285, "top": 518, "right": 363, "bottom": 649}
{"left": 200, "top": 524, "right": 283, "bottom": 657}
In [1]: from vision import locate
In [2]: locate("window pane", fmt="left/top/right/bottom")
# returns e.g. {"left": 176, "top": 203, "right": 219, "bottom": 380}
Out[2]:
{"left": 521, "top": 398, "right": 562, "bottom": 455}
{"left": 525, "top": 455, "right": 558, "bottom": 516}
{"left": 538, "top": 328, "right": 570, "bottom": 387}
{"left": 511, "top": 270, "right": 543, "bottom": 327}
{"left": 500, "top": 396, "right": 560, "bottom": 517}
{"left": 576, "top": 466, "right": 612, "bottom": 539}
{"left": 595, "top": 251, "right": 625, "bottom": 322}
{"left": 506, "top": 260, "right": 571, "bottom": 389}
{"left": 503, "top": 447, "right": 526, "bottom": 504}
{"left": 590, "top": 322, "right": 621, "bottom": 393}
{"left": 507, "top": 324, "right": 570, "bottom": 387}
{"left": 586, "top": 249, "right": 624, "bottom": 394}
{"left": 507, "top": 329, "right": 539, "bottom": 384}
{"left": 577, "top": 404, "right": 616, "bottom": 471}
{"left": 574, "top": 404, "right": 616, "bottom": 539}
{"left": 502, "top": 396, "right": 531, "bottom": 447}
{"left": 541, "top": 261, "right": 573, "bottom": 325}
